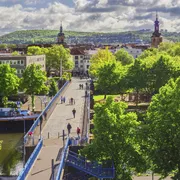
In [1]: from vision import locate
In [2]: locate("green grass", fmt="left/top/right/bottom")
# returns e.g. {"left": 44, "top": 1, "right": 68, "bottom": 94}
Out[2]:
{"left": 93, "top": 95, "right": 118, "bottom": 101}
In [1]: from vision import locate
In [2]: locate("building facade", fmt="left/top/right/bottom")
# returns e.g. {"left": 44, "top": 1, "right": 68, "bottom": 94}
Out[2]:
{"left": 151, "top": 13, "right": 163, "bottom": 48}
{"left": 0, "top": 55, "right": 46, "bottom": 77}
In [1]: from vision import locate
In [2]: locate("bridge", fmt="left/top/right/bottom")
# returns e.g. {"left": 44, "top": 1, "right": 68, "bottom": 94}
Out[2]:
{"left": 17, "top": 77, "right": 115, "bottom": 180}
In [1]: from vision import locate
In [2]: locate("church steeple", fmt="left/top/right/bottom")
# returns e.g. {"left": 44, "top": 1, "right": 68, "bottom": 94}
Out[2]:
{"left": 151, "top": 12, "right": 163, "bottom": 48}
{"left": 57, "top": 21, "right": 65, "bottom": 44}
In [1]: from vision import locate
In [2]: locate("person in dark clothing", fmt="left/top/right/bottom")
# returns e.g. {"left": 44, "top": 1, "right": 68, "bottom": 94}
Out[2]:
{"left": 67, "top": 123, "right": 72, "bottom": 135}
{"left": 72, "top": 108, "right": 76, "bottom": 118}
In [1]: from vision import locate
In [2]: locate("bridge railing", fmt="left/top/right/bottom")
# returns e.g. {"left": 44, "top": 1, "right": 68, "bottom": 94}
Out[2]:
{"left": 24, "top": 81, "right": 69, "bottom": 144}
{"left": 17, "top": 139, "right": 43, "bottom": 180}
{"left": 55, "top": 137, "right": 70, "bottom": 180}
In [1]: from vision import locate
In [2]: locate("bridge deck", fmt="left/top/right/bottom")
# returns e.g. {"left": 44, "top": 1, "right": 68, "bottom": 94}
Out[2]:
{"left": 26, "top": 78, "right": 87, "bottom": 180}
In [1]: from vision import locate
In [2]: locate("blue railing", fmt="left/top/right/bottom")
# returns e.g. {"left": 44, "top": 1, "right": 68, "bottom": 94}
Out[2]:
{"left": 66, "top": 151, "right": 115, "bottom": 179}
{"left": 17, "top": 139, "right": 43, "bottom": 180}
{"left": 24, "top": 81, "right": 69, "bottom": 143}
{"left": 55, "top": 137, "right": 70, "bottom": 180}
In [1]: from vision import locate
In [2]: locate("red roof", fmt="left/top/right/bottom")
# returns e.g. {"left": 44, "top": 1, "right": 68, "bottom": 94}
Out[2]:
{"left": 70, "top": 48, "right": 85, "bottom": 55}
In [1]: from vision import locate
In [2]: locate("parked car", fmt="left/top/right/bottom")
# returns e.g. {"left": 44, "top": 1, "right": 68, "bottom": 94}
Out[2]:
{"left": 17, "top": 110, "right": 32, "bottom": 116}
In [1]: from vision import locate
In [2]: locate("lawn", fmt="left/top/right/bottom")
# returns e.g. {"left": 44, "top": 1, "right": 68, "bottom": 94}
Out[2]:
{"left": 93, "top": 95, "right": 118, "bottom": 101}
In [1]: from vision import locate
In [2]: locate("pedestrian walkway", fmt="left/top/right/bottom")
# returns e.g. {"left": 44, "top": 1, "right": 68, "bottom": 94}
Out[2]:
{"left": 26, "top": 78, "right": 88, "bottom": 180}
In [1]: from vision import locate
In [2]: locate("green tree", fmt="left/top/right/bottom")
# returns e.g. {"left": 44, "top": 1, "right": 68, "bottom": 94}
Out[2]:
{"left": 95, "top": 62, "right": 126, "bottom": 99}
{"left": 45, "top": 45, "right": 74, "bottom": 75}
{"left": 48, "top": 78, "right": 58, "bottom": 97}
{"left": 81, "top": 97, "right": 146, "bottom": 180}
{"left": 147, "top": 77, "right": 180, "bottom": 179}
{"left": 21, "top": 64, "right": 47, "bottom": 111}
{"left": 115, "top": 49, "right": 134, "bottom": 66}
{"left": 0, "top": 140, "right": 2, "bottom": 150}
{"left": 89, "top": 48, "right": 116, "bottom": 78}
{"left": 12, "top": 51, "right": 20, "bottom": 56}
{"left": 0, "top": 64, "right": 19, "bottom": 107}
{"left": 27, "top": 46, "right": 46, "bottom": 55}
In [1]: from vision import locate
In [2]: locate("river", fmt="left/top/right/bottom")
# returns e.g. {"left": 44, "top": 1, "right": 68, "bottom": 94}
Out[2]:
{"left": 0, "top": 133, "right": 23, "bottom": 176}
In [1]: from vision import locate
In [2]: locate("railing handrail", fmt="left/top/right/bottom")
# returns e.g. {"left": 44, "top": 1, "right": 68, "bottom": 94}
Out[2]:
{"left": 55, "top": 137, "right": 70, "bottom": 180}
{"left": 17, "top": 139, "right": 43, "bottom": 180}
{"left": 24, "top": 81, "right": 69, "bottom": 143}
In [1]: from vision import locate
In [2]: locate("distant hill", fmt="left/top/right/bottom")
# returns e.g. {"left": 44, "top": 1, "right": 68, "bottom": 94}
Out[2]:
{"left": 0, "top": 29, "right": 179, "bottom": 44}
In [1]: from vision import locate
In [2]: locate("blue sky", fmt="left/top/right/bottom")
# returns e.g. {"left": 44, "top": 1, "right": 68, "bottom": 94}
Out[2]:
{"left": 0, "top": 0, "right": 179, "bottom": 35}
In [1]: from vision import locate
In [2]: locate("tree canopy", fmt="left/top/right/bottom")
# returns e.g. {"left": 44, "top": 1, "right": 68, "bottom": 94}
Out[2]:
{"left": 115, "top": 48, "right": 134, "bottom": 66}
{"left": 81, "top": 96, "right": 146, "bottom": 179}
{"left": 0, "top": 64, "right": 19, "bottom": 106}
{"left": 146, "top": 77, "right": 180, "bottom": 179}
{"left": 21, "top": 64, "right": 47, "bottom": 110}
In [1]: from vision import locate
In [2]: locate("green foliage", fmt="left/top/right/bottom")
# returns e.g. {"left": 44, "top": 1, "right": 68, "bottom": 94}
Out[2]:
{"left": 81, "top": 96, "right": 146, "bottom": 179}
{"left": 21, "top": 64, "right": 47, "bottom": 110}
{"left": 49, "top": 79, "right": 58, "bottom": 96}
{"left": 62, "top": 72, "right": 71, "bottom": 81}
{"left": 115, "top": 49, "right": 134, "bottom": 65}
{"left": 11, "top": 51, "right": 20, "bottom": 56}
{"left": 89, "top": 48, "right": 116, "bottom": 78}
{"left": 146, "top": 77, "right": 180, "bottom": 179}
{"left": 27, "top": 46, "right": 46, "bottom": 55}
{"left": 6, "top": 101, "right": 19, "bottom": 108}
{"left": 0, "top": 141, "right": 2, "bottom": 150}
{"left": 0, "top": 64, "right": 19, "bottom": 106}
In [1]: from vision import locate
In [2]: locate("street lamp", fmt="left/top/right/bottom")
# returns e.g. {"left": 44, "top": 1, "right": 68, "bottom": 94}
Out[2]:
{"left": 60, "top": 58, "right": 62, "bottom": 77}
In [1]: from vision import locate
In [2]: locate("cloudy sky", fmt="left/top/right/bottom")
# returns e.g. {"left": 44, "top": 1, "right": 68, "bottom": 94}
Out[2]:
{"left": 0, "top": 0, "right": 179, "bottom": 35}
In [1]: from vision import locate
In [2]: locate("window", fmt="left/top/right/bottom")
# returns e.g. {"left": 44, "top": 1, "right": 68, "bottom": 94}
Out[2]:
{"left": 87, "top": 65, "right": 89, "bottom": 69}
{"left": 17, "top": 69, "right": 20, "bottom": 74}
{"left": 21, "top": 60, "right": 24, "bottom": 65}
{"left": 13, "top": 60, "right": 17, "bottom": 65}
{"left": 80, "top": 60, "right": 83, "bottom": 63}
{"left": 80, "top": 65, "right": 83, "bottom": 68}
{"left": 80, "top": 55, "right": 84, "bottom": 58}
{"left": 75, "top": 61, "right": 78, "bottom": 65}
{"left": 17, "top": 60, "right": 20, "bottom": 64}
{"left": 75, "top": 56, "right": 78, "bottom": 60}
{"left": 10, "top": 61, "right": 12, "bottom": 64}
{"left": 21, "top": 69, "right": 24, "bottom": 74}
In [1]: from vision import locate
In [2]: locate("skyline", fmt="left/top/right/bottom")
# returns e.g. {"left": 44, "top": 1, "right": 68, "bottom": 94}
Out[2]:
{"left": 0, "top": 0, "right": 180, "bottom": 36}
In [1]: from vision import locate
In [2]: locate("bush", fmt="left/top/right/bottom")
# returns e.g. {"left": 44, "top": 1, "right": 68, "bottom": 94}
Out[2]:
{"left": 6, "top": 101, "right": 19, "bottom": 108}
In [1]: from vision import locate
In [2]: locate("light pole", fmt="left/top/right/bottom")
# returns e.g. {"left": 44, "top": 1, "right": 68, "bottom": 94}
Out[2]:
{"left": 23, "top": 116, "right": 26, "bottom": 168}
{"left": 60, "top": 58, "right": 62, "bottom": 77}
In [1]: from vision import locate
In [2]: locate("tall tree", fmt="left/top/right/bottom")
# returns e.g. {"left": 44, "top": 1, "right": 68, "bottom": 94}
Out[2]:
{"left": 21, "top": 64, "right": 47, "bottom": 111}
{"left": 147, "top": 77, "right": 180, "bottom": 179}
{"left": 48, "top": 78, "right": 58, "bottom": 97}
{"left": 0, "top": 64, "right": 19, "bottom": 107}
{"left": 89, "top": 48, "right": 116, "bottom": 78}
{"left": 81, "top": 97, "right": 146, "bottom": 179}
{"left": 95, "top": 62, "right": 126, "bottom": 99}
{"left": 115, "top": 48, "right": 134, "bottom": 66}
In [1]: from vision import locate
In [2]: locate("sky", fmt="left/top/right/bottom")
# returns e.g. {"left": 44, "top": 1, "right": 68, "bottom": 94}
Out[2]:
{"left": 0, "top": 0, "right": 179, "bottom": 35}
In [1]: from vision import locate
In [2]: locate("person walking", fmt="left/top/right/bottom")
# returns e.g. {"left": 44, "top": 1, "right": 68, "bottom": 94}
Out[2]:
{"left": 67, "top": 123, "right": 72, "bottom": 135}
{"left": 63, "top": 96, "right": 66, "bottom": 103}
{"left": 76, "top": 127, "right": 80, "bottom": 138}
{"left": 72, "top": 108, "right": 76, "bottom": 118}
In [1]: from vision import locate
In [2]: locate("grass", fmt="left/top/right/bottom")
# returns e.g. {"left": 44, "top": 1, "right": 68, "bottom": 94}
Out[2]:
{"left": 93, "top": 95, "right": 118, "bottom": 101}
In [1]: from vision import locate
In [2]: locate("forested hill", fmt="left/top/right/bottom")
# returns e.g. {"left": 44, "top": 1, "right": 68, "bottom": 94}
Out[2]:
{"left": 0, "top": 29, "right": 179, "bottom": 44}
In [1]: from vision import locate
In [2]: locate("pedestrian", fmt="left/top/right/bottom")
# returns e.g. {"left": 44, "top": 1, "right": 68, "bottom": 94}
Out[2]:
{"left": 67, "top": 123, "right": 72, "bottom": 135}
{"left": 79, "top": 84, "right": 81, "bottom": 89}
{"left": 63, "top": 96, "right": 66, "bottom": 103}
{"left": 85, "top": 90, "right": 87, "bottom": 97}
{"left": 72, "top": 108, "right": 76, "bottom": 118}
{"left": 71, "top": 97, "right": 73, "bottom": 105}
{"left": 82, "top": 84, "right": 84, "bottom": 89}
{"left": 60, "top": 96, "right": 63, "bottom": 104}
{"left": 77, "top": 127, "right": 80, "bottom": 138}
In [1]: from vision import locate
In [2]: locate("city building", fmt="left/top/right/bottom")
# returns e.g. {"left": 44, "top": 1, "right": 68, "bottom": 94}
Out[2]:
{"left": 151, "top": 12, "right": 163, "bottom": 48}
{"left": 57, "top": 22, "right": 65, "bottom": 44}
{"left": 0, "top": 55, "right": 46, "bottom": 77}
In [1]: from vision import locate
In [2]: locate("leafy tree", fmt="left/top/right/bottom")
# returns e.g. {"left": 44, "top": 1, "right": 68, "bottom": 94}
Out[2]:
{"left": 21, "top": 64, "right": 47, "bottom": 111}
{"left": 49, "top": 78, "right": 58, "bottom": 96}
{"left": 95, "top": 62, "right": 126, "bottom": 99}
{"left": 0, "top": 64, "right": 19, "bottom": 107}
{"left": 0, "top": 140, "right": 2, "bottom": 150}
{"left": 147, "top": 77, "right": 180, "bottom": 179}
{"left": 89, "top": 48, "right": 116, "bottom": 78}
{"left": 115, "top": 48, "right": 134, "bottom": 65}
{"left": 81, "top": 97, "right": 146, "bottom": 180}
{"left": 27, "top": 46, "right": 47, "bottom": 55}
{"left": 45, "top": 45, "right": 74, "bottom": 75}
{"left": 12, "top": 51, "right": 20, "bottom": 56}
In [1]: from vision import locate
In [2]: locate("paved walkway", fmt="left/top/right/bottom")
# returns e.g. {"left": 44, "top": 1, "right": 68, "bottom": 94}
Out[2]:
{"left": 26, "top": 78, "right": 87, "bottom": 180}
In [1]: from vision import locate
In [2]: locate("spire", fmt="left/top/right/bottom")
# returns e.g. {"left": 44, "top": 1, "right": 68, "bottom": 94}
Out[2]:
{"left": 60, "top": 21, "right": 63, "bottom": 33}
{"left": 156, "top": 11, "right": 158, "bottom": 21}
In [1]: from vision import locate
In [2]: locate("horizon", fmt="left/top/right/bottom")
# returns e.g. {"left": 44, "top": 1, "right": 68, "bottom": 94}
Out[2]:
{"left": 0, "top": 0, "right": 179, "bottom": 36}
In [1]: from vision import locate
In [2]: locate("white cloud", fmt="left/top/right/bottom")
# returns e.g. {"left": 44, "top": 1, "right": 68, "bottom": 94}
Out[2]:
{"left": 0, "top": 0, "right": 179, "bottom": 36}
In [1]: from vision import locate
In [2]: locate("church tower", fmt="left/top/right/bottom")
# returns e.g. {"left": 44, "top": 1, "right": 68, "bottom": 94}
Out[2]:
{"left": 57, "top": 22, "right": 65, "bottom": 44}
{"left": 151, "top": 12, "right": 163, "bottom": 48}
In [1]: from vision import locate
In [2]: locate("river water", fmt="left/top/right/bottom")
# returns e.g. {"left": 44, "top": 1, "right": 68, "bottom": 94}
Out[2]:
{"left": 0, "top": 133, "right": 23, "bottom": 176}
